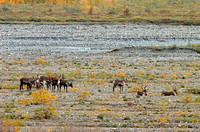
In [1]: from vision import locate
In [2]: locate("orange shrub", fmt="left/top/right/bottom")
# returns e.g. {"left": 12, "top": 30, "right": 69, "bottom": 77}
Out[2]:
{"left": 171, "top": 73, "right": 178, "bottom": 78}
{"left": 162, "top": 73, "right": 166, "bottom": 78}
{"left": 20, "top": 61, "right": 24, "bottom": 65}
{"left": 14, "top": 59, "right": 18, "bottom": 64}
{"left": 154, "top": 117, "right": 167, "bottom": 123}
{"left": 116, "top": 72, "right": 126, "bottom": 77}
{"left": 89, "top": 68, "right": 94, "bottom": 78}
{"left": 38, "top": 58, "right": 44, "bottom": 64}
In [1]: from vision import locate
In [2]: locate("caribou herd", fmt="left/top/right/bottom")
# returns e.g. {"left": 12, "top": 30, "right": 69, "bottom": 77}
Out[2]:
{"left": 20, "top": 75, "right": 178, "bottom": 96}
{"left": 20, "top": 75, "right": 73, "bottom": 92}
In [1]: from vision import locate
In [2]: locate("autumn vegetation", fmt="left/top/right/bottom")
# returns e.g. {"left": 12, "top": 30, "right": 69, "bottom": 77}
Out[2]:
{"left": 0, "top": 0, "right": 200, "bottom": 24}
{"left": 1, "top": 46, "right": 200, "bottom": 131}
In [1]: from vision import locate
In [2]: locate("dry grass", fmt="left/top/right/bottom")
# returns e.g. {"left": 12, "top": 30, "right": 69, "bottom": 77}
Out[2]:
{"left": 0, "top": 0, "right": 200, "bottom": 25}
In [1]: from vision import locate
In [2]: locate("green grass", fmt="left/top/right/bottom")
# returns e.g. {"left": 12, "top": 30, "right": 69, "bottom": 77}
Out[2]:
{"left": 111, "top": 44, "right": 200, "bottom": 53}
{"left": 187, "top": 88, "right": 200, "bottom": 95}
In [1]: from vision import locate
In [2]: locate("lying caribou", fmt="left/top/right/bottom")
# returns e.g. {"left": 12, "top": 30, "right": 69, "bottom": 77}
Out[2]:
{"left": 161, "top": 89, "right": 178, "bottom": 96}
{"left": 137, "top": 85, "right": 148, "bottom": 96}
{"left": 113, "top": 80, "right": 128, "bottom": 93}
{"left": 20, "top": 77, "right": 36, "bottom": 91}
{"left": 59, "top": 79, "right": 73, "bottom": 92}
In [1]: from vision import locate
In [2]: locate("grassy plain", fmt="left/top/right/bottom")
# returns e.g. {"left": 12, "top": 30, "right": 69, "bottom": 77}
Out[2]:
{"left": 1, "top": 47, "right": 200, "bottom": 131}
{"left": 0, "top": 0, "right": 200, "bottom": 25}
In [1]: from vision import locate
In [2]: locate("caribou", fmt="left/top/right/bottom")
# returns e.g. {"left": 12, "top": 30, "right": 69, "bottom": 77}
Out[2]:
{"left": 36, "top": 75, "right": 51, "bottom": 90}
{"left": 20, "top": 77, "right": 36, "bottom": 91}
{"left": 50, "top": 76, "right": 60, "bottom": 92}
{"left": 113, "top": 80, "right": 128, "bottom": 93}
{"left": 137, "top": 85, "right": 148, "bottom": 96}
{"left": 161, "top": 89, "right": 178, "bottom": 96}
{"left": 59, "top": 79, "right": 73, "bottom": 92}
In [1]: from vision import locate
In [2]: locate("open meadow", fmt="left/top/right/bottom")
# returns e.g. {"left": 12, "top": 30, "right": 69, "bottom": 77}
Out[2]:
{"left": 0, "top": 0, "right": 200, "bottom": 25}
{"left": 1, "top": 44, "right": 200, "bottom": 131}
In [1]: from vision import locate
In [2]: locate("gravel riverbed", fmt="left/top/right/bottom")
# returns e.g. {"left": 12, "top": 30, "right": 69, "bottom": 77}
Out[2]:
{"left": 0, "top": 23, "right": 200, "bottom": 58}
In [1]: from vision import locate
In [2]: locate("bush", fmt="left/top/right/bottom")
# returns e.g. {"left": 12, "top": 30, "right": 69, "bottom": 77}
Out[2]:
{"left": 2, "top": 6, "right": 9, "bottom": 12}
{"left": 124, "top": 116, "right": 131, "bottom": 120}
{"left": 181, "top": 94, "right": 193, "bottom": 103}
{"left": 76, "top": 90, "right": 91, "bottom": 101}
{"left": 78, "top": 100, "right": 85, "bottom": 105}
{"left": 187, "top": 89, "right": 200, "bottom": 94}
{"left": 97, "top": 114, "right": 104, "bottom": 120}
{"left": 194, "top": 97, "right": 200, "bottom": 103}
{"left": 18, "top": 89, "right": 56, "bottom": 105}
{"left": 33, "top": 106, "right": 57, "bottom": 119}
{"left": 121, "top": 124, "right": 128, "bottom": 127}
{"left": 124, "top": 7, "right": 130, "bottom": 16}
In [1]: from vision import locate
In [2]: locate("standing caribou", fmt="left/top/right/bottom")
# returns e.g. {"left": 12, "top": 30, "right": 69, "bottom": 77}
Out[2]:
{"left": 20, "top": 77, "right": 36, "bottom": 91}
{"left": 59, "top": 79, "right": 73, "bottom": 92}
{"left": 20, "top": 74, "right": 74, "bottom": 92}
{"left": 50, "top": 76, "right": 60, "bottom": 92}
{"left": 36, "top": 75, "right": 51, "bottom": 90}
{"left": 113, "top": 80, "right": 128, "bottom": 93}
{"left": 161, "top": 89, "right": 178, "bottom": 96}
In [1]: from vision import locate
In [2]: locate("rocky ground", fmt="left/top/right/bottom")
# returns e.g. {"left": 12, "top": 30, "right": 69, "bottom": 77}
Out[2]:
{"left": 1, "top": 46, "right": 200, "bottom": 131}
{"left": 0, "top": 23, "right": 200, "bottom": 131}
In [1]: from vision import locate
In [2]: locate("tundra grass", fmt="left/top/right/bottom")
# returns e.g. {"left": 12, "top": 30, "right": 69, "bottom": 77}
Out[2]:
{"left": 0, "top": 0, "right": 200, "bottom": 25}
{"left": 111, "top": 44, "right": 200, "bottom": 53}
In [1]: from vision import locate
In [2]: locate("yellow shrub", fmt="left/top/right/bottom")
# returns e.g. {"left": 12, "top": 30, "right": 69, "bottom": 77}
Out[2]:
{"left": 192, "top": 61, "right": 198, "bottom": 66}
{"left": 135, "top": 105, "right": 144, "bottom": 111}
{"left": 82, "top": 80, "right": 88, "bottom": 88}
{"left": 136, "top": 71, "right": 144, "bottom": 77}
{"left": 18, "top": 89, "right": 56, "bottom": 105}
{"left": 171, "top": 73, "right": 178, "bottom": 78}
{"left": 76, "top": 90, "right": 91, "bottom": 101}
{"left": 14, "top": 59, "right": 18, "bottom": 64}
{"left": 185, "top": 73, "right": 192, "bottom": 77}
{"left": 3, "top": 115, "right": 24, "bottom": 131}
{"left": 69, "top": 87, "right": 80, "bottom": 92}
{"left": 154, "top": 117, "right": 167, "bottom": 123}
{"left": 17, "top": 97, "right": 31, "bottom": 105}
{"left": 30, "top": 89, "right": 56, "bottom": 105}
{"left": 2, "top": 84, "right": 20, "bottom": 89}
{"left": 181, "top": 94, "right": 193, "bottom": 103}
{"left": 97, "top": 106, "right": 110, "bottom": 111}
{"left": 2, "top": 83, "right": 8, "bottom": 89}
{"left": 38, "top": 58, "right": 44, "bottom": 64}
{"left": 128, "top": 85, "right": 144, "bottom": 93}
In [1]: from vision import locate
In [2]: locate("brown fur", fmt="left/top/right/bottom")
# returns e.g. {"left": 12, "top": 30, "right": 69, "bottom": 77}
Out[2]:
{"left": 162, "top": 89, "right": 177, "bottom": 96}
{"left": 36, "top": 75, "right": 51, "bottom": 90}
{"left": 137, "top": 85, "right": 148, "bottom": 96}
{"left": 113, "top": 80, "right": 127, "bottom": 93}
{"left": 50, "top": 76, "right": 60, "bottom": 92}
{"left": 59, "top": 79, "right": 73, "bottom": 92}
{"left": 20, "top": 77, "right": 36, "bottom": 91}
